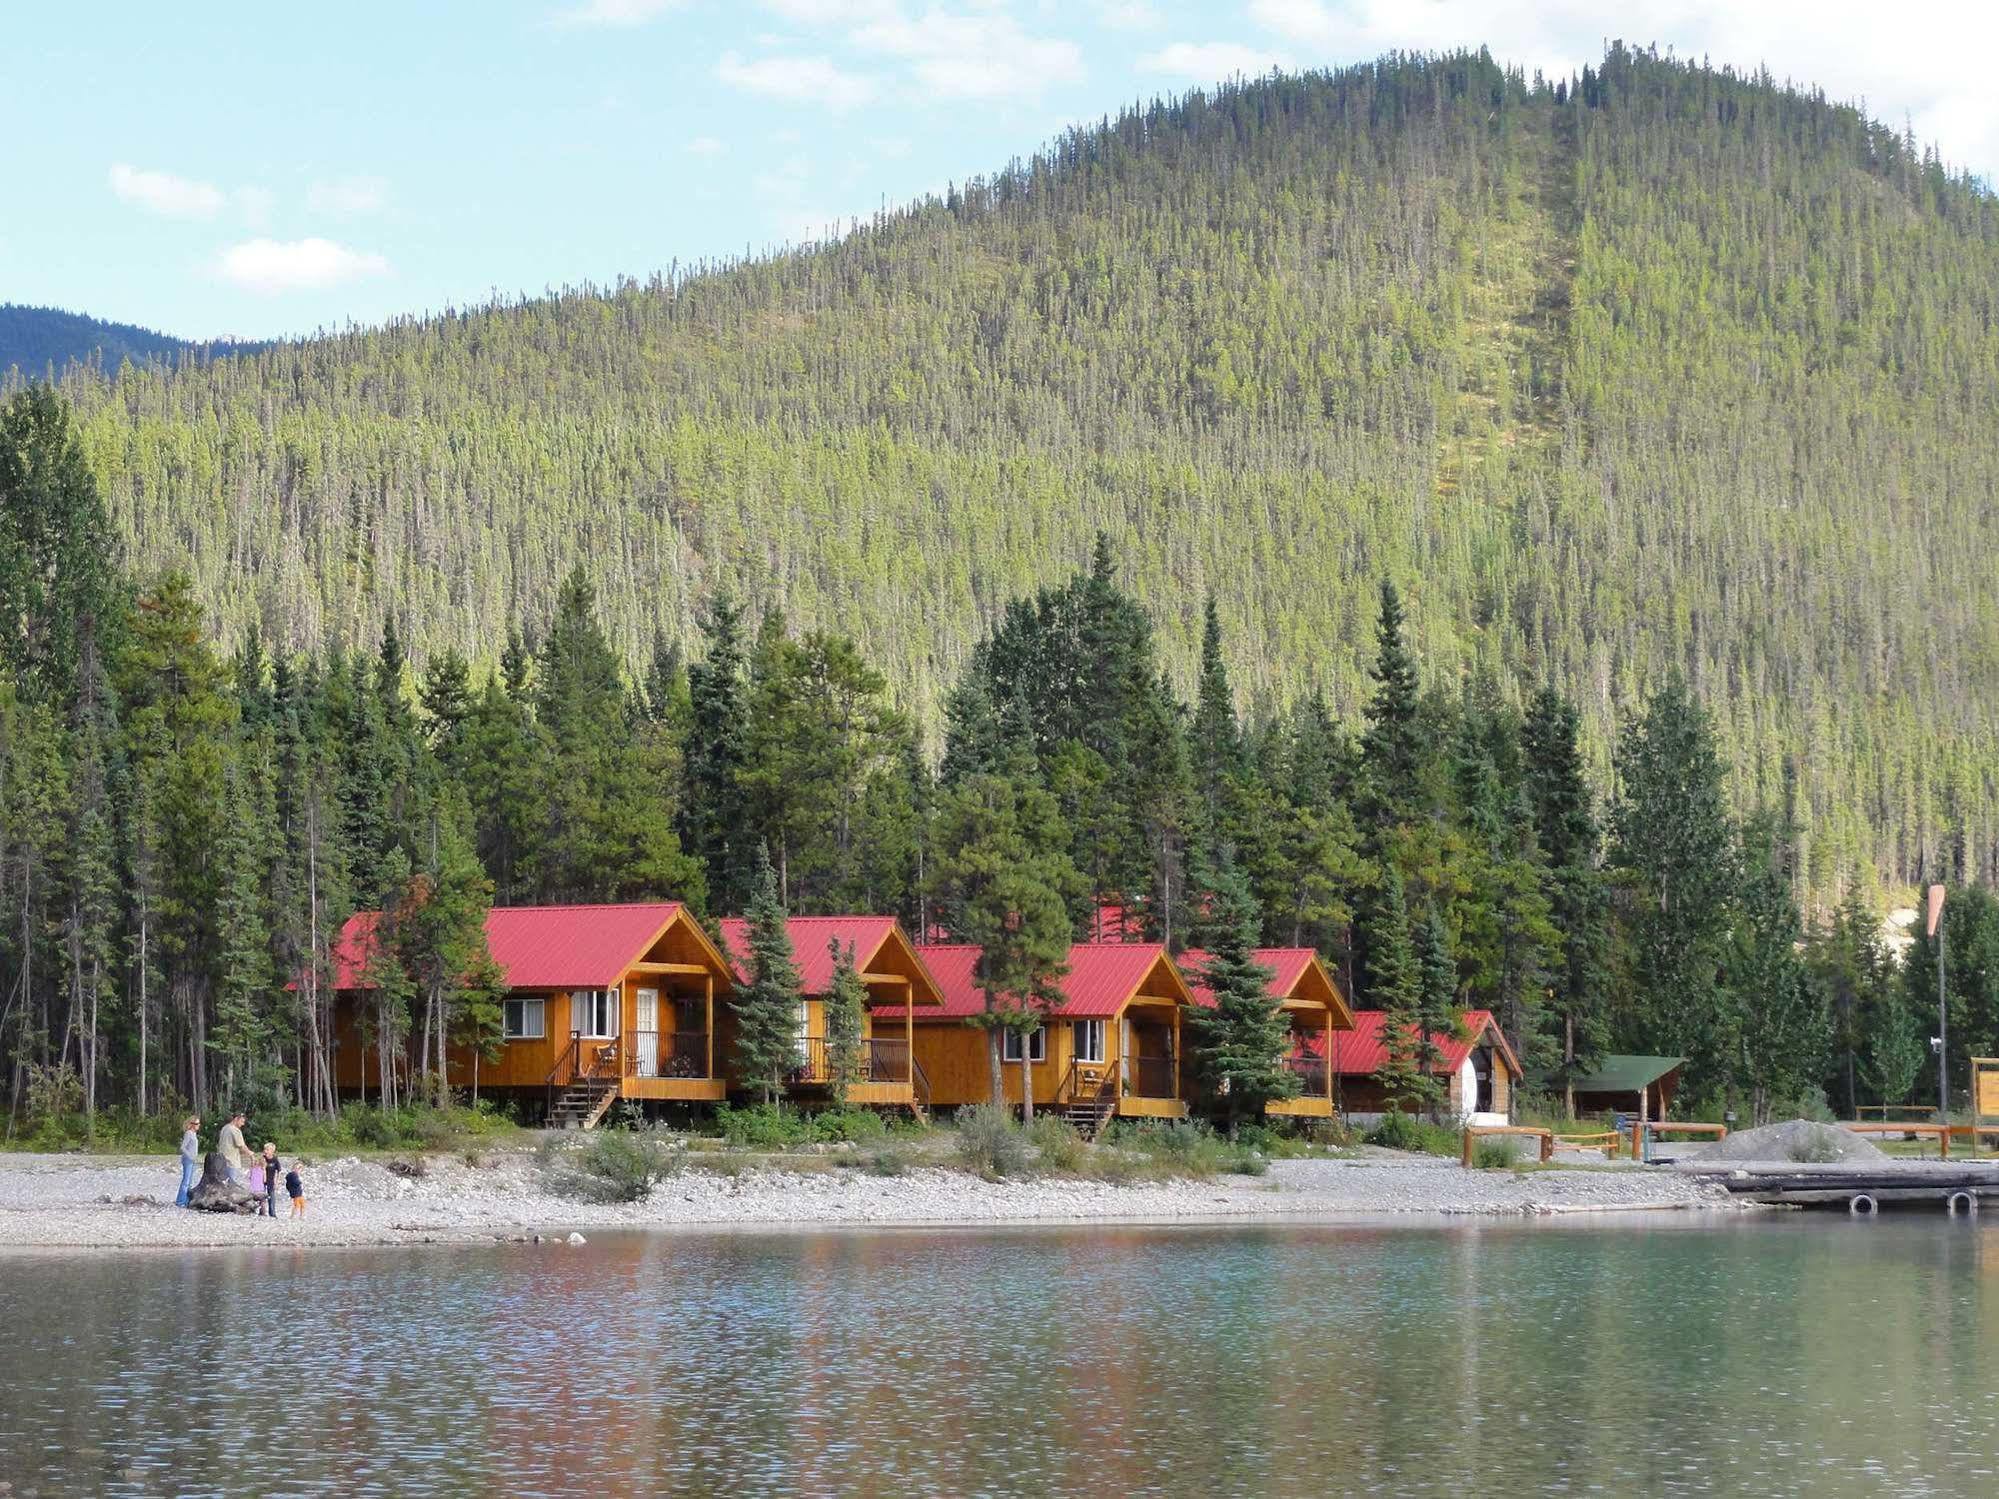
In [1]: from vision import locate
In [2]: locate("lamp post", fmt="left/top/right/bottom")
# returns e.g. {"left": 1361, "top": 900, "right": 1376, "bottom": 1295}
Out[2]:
{"left": 1930, "top": 884, "right": 1949, "bottom": 1124}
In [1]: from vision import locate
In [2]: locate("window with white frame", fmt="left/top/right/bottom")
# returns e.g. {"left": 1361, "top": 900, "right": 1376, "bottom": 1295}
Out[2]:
{"left": 502, "top": 997, "right": 545, "bottom": 1041}
{"left": 576, "top": 987, "right": 620, "bottom": 1039}
{"left": 1001, "top": 1026, "right": 1047, "bottom": 1064}
{"left": 1072, "top": 1018, "right": 1105, "bottom": 1064}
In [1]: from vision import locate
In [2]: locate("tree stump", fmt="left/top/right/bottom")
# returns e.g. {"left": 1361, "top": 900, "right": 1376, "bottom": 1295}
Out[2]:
{"left": 185, "top": 1151, "right": 260, "bottom": 1214}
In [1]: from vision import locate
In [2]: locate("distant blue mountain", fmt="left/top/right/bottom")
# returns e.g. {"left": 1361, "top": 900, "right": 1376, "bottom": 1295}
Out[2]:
{"left": 0, "top": 303, "right": 258, "bottom": 380}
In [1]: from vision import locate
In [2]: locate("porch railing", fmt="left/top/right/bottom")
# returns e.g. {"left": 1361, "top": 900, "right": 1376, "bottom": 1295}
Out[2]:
{"left": 1285, "top": 1054, "right": 1329, "bottom": 1093}
{"left": 625, "top": 1030, "right": 713, "bottom": 1080}
{"left": 787, "top": 1037, "right": 912, "bottom": 1087}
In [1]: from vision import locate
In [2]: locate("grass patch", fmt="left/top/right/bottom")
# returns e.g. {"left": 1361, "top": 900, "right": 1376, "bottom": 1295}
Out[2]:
{"left": 1363, "top": 1111, "right": 1461, "bottom": 1157}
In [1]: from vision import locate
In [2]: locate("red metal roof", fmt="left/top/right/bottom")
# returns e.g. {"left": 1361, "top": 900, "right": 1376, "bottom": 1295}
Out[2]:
{"left": 1312, "top": 1009, "right": 1518, "bottom": 1077}
{"left": 716, "top": 915, "right": 906, "bottom": 994}
{"left": 891, "top": 942, "right": 1188, "bottom": 1020}
{"left": 330, "top": 903, "right": 694, "bottom": 991}
{"left": 1180, "top": 947, "right": 1319, "bottom": 1009}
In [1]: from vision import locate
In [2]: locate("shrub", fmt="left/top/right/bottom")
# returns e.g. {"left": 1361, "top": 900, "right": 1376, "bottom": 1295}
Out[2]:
{"left": 345, "top": 1106, "right": 400, "bottom": 1149}
{"left": 867, "top": 1148, "right": 910, "bottom": 1177}
{"left": 1787, "top": 1124, "right": 1847, "bottom": 1164}
{"left": 1028, "top": 1115, "right": 1086, "bottom": 1173}
{"left": 1364, "top": 1111, "right": 1460, "bottom": 1156}
{"left": 954, "top": 1104, "right": 1029, "bottom": 1179}
{"left": 714, "top": 1103, "right": 810, "bottom": 1149}
{"left": 1471, "top": 1138, "right": 1516, "bottom": 1169}
{"left": 811, "top": 1108, "right": 888, "bottom": 1144}
{"left": 545, "top": 1130, "right": 682, "bottom": 1203}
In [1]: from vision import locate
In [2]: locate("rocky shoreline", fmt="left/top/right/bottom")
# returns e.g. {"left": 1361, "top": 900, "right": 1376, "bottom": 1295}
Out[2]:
{"left": 0, "top": 1147, "right": 1741, "bottom": 1251}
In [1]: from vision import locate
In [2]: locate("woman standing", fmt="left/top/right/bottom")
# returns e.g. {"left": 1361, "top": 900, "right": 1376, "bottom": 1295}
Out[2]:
{"left": 175, "top": 1116, "right": 201, "bottom": 1208}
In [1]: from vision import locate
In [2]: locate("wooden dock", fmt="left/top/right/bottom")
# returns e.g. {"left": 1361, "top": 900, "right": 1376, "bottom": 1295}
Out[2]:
{"left": 1679, "top": 1163, "right": 1999, "bottom": 1211}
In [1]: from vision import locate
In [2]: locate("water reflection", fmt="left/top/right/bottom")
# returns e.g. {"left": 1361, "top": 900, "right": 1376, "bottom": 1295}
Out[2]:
{"left": 0, "top": 1217, "right": 1994, "bottom": 1496}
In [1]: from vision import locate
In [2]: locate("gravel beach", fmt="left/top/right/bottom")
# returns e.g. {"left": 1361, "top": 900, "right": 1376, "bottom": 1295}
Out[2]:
{"left": 0, "top": 1146, "right": 1740, "bottom": 1252}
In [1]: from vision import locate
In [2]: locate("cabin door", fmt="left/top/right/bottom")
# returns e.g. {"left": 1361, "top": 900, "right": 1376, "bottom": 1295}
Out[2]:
{"left": 635, "top": 989, "right": 660, "bottom": 1078}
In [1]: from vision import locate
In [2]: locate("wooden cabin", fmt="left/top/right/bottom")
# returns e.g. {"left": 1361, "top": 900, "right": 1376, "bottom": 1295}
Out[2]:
{"left": 1326, "top": 1009, "right": 1521, "bottom": 1126}
{"left": 1180, "top": 947, "right": 1355, "bottom": 1120}
{"left": 890, "top": 943, "right": 1193, "bottom": 1131}
{"left": 717, "top": 915, "right": 944, "bottom": 1112}
{"left": 329, "top": 902, "right": 738, "bottom": 1127}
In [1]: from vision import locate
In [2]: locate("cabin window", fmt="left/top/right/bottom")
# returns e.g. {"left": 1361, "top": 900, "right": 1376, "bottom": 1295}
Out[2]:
{"left": 502, "top": 998, "right": 544, "bottom": 1041}
{"left": 1001, "top": 1027, "right": 1046, "bottom": 1064}
{"left": 1072, "top": 1019, "right": 1105, "bottom": 1064}
{"left": 577, "top": 988, "right": 620, "bottom": 1039}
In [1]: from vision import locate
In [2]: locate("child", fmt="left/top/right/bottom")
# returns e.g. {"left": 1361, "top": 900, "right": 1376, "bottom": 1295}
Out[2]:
{"left": 248, "top": 1155, "right": 267, "bottom": 1209}
{"left": 259, "top": 1141, "right": 280, "bottom": 1217}
{"left": 286, "top": 1161, "right": 306, "bottom": 1218}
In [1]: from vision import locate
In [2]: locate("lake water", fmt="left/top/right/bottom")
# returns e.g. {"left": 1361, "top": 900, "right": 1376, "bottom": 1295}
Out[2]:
{"left": 1, "top": 1217, "right": 1995, "bottom": 1496}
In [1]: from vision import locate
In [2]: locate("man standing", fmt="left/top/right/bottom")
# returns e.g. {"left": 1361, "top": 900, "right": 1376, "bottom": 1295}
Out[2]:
{"left": 175, "top": 1115, "right": 201, "bottom": 1208}
{"left": 215, "top": 1110, "right": 252, "bottom": 1189}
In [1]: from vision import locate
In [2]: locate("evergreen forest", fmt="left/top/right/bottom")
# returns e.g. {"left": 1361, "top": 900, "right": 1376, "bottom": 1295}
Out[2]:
{"left": 5, "top": 379, "right": 1993, "bottom": 1139}
{"left": 12, "top": 47, "right": 1999, "bottom": 898}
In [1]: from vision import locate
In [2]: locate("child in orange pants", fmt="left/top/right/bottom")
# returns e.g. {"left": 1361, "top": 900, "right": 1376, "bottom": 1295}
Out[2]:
{"left": 285, "top": 1162, "right": 306, "bottom": 1218}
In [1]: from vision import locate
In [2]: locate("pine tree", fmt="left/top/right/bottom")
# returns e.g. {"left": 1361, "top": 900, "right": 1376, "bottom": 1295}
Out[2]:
{"left": 1610, "top": 675, "right": 1738, "bottom": 1104}
{"left": 1730, "top": 814, "right": 1830, "bottom": 1125}
{"left": 1366, "top": 867, "right": 1431, "bottom": 1114}
{"left": 824, "top": 939, "right": 866, "bottom": 1109}
{"left": 1360, "top": 579, "right": 1423, "bottom": 824}
{"left": 1411, "top": 907, "right": 1459, "bottom": 1121}
{"left": 1185, "top": 861, "right": 1293, "bottom": 1134}
{"left": 682, "top": 593, "right": 752, "bottom": 912}
{"left": 733, "top": 843, "right": 803, "bottom": 1106}
{"left": 210, "top": 764, "right": 272, "bottom": 1108}
{"left": 1521, "top": 686, "right": 1609, "bottom": 1114}
{"left": 926, "top": 758, "right": 1079, "bottom": 1113}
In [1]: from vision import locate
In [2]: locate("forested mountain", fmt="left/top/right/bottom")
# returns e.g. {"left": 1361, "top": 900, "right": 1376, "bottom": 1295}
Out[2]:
{"left": 0, "top": 304, "right": 244, "bottom": 381}
{"left": 21, "top": 45, "right": 1999, "bottom": 894}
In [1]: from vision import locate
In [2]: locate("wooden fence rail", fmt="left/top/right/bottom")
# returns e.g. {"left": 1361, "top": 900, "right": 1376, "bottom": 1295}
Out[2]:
{"left": 1631, "top": 1121, "right": 1727, "bottom": 1163}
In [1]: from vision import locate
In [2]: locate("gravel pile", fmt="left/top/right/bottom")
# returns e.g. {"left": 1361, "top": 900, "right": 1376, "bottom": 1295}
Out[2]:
{"left": 0, "top": 1145, "right": 1740, "bottom": 1253}
{"left": 1694, "top": 1119, "right": 1887, "bottom": 1164}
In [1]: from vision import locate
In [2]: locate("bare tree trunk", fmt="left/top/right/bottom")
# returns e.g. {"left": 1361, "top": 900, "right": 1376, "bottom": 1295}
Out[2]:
{"left": 1563, "top": 1011, "right": 1575, "bottom": 1120}
{"left": 137, "top": 909, "right": 149, "bottom": 1118}
{"left": 1019, "top": 1044, "right": 1035, "bottom": 1124}
{"left": 986, "top": 1023, "right": 1004, "bottom": 1105}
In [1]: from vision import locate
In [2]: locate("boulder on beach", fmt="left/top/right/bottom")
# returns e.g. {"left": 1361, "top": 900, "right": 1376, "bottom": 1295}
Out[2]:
{"left": 1695, "top": 1120, "right": 1887, "bottom": 1164}
{"left": 185, "top": 1152, "right": 261, "bottom": 1214}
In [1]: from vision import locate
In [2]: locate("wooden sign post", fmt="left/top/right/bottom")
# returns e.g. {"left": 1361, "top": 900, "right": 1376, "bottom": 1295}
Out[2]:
{"left": 1973, "top": 1057, "right": 1999, "bottom": 1160}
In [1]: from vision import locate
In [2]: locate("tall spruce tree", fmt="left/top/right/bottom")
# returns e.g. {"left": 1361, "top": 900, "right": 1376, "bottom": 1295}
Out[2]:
{"left": 1610, "top": 675, "right": 1738, "bottom": 1104}
{"left": 1521, "top": 686, "right": 1609, "bottom": 1113}
{"left": 1411, "top": 907, "right": 1459, "bottom": 1121}
{"left": 823, "top": 939, "right": 867, "bottom": 1109}
{"left": 733, "top": 843, "right": 803, "bottom": 1106}
{"left": 1360, "top": 579, "right": 1423, "bottom": 825}
{"left": 1730, "top": 814, "right": 1831, "bottom": 1124}
{"left": 1366, "top": 867, "right": 1431, "bottom": 1114}
{"left": 682, "top": 593, "right": 752, "bottom": 912}
{"left": 1185, "top": 862, "right": 1294, "bottom": 1134}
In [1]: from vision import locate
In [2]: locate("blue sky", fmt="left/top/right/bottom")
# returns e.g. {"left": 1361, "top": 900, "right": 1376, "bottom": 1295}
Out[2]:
{"left": 6, "top": 1, "right": 1995, "bottom": 341}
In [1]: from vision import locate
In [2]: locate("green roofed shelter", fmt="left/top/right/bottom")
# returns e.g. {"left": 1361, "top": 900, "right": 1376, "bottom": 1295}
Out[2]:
{"left": 1569, "top": 1055, "right": 1684, "bottom": 1123}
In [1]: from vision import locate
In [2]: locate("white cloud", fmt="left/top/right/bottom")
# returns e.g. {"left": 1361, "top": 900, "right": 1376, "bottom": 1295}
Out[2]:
{"left": 716, "top": 50, "right": 877, "bottom": 108}
{"left": 553, "top": 0, "right": 684, "bottom": 24}
{"left": 686, "top": 135, "right": 727, "bottom": 156}
{"left": 306, "top": 176, "right": 388, "bottom": 216}
{"left": 1243, "top": 0, "right": 1999, "bottom": 184}
{"left": 108, "top": 163, "right": 226, "bottom": 220}
{"left": 759, "top": 0, "right": 895, "bottom": 21}
{"left": 1137, "top": 41, "right": 1289, "bottom": 80}
{"left": 852, "top": 11, "right": 1085, "bottom": 101}
{"left": 217, "top": 238, "right": 391, "bottom": 294}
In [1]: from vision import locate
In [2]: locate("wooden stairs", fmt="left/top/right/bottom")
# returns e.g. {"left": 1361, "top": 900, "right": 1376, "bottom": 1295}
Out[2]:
{"left": 549, "top": 1075, "right": 620, "bottom": 1131}
{"left": 1062, "top": 1067, "right": 1119, "bottom": 1141}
